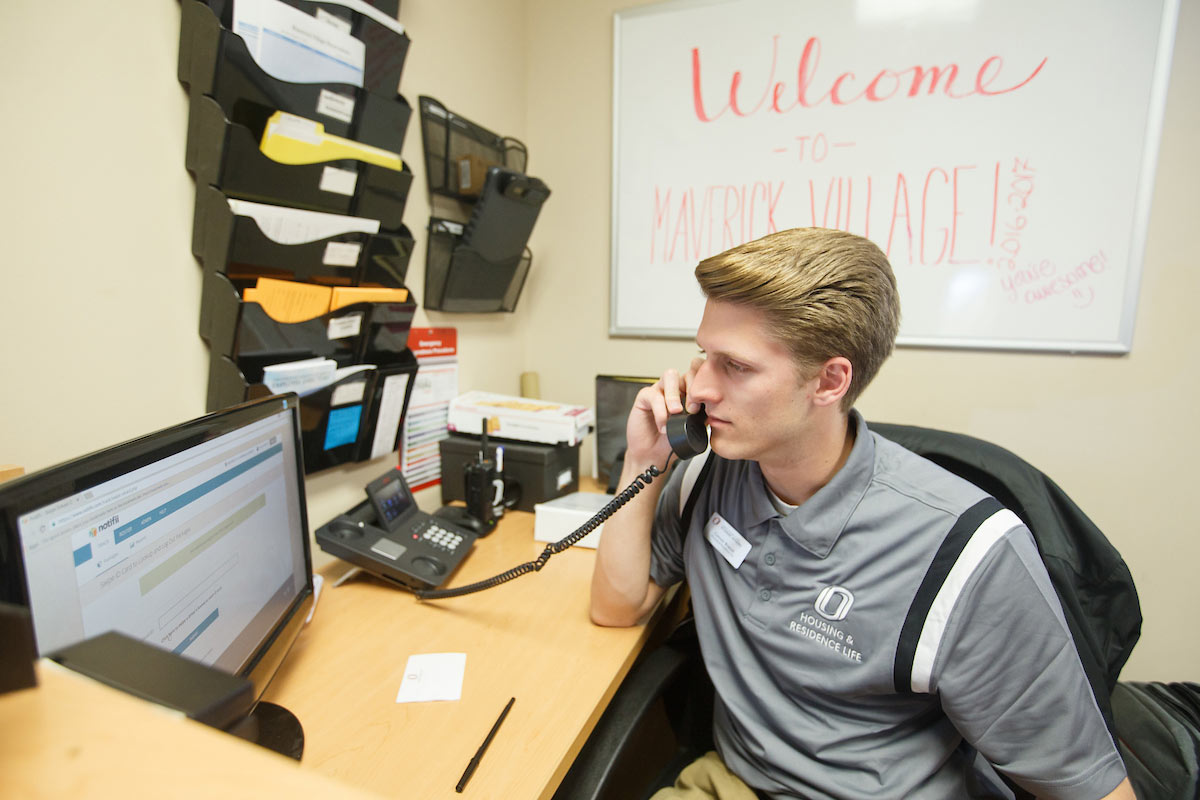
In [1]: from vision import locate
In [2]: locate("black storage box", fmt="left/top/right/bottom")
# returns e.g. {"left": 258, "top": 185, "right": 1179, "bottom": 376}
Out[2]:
{"left": 439, "top": 433, "right": 579, "bottom": 512}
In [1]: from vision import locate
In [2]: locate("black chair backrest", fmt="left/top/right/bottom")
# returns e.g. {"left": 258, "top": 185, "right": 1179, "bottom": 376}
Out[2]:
{"left": 871, "top": 422, "right": 1142, "bottom": 737}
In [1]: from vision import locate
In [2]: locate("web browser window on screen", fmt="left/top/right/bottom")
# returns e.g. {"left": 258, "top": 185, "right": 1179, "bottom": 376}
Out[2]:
{"left": 18, "top": 410, "right": 306, "bottom": 671}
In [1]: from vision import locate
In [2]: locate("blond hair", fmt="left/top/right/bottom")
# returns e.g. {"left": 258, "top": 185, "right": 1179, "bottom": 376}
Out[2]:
{"left": 694, "top": 228, "right": 900, "bottom": 410}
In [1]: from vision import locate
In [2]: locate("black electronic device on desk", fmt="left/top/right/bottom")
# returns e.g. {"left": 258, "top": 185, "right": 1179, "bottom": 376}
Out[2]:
{"left": 0, "top": 394, "right": 315, "bottom": 759}
{"left": 315, "top": 467, "right": 478, "bottom": 591}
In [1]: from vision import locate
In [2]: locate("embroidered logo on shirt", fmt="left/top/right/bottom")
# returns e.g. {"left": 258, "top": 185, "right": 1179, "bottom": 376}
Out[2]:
{"left": 815, "top": 585, "right": 855, "bottom": 621}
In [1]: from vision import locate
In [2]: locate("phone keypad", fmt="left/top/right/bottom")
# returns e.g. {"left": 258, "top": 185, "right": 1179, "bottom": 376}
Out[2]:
{"left": 417, "top": 520, "right": 464, "bottom": 553}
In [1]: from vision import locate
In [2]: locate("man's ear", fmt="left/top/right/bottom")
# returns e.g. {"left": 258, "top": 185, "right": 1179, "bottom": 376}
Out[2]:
{"left": 811, "top": 357, "right": 852, "bottom": 407}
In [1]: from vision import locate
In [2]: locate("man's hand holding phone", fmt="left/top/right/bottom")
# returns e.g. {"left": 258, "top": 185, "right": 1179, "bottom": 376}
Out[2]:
{"left": 625, "top": 358, "right": 707, "bottom": 468}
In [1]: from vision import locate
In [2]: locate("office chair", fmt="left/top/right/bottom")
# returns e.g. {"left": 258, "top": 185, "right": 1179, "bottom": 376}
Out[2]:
{"left": 552, "top": 423, "right": 1144, "bottom": 800}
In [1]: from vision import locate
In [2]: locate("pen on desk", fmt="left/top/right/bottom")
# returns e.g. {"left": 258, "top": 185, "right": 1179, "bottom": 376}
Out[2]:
{"left": 456, "top": 696, "right": 515, "bottom": 793}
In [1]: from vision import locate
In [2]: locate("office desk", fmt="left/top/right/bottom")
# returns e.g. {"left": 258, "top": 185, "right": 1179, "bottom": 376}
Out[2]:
{"left": 262, "top": 500, "right": 682, "bottom": 799}
{"left": 0, "top": 661, "right": 379, "bottom": 800}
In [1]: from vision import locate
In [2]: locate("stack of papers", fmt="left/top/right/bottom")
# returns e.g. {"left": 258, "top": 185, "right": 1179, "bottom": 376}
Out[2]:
{"left": 232, "top": 0, "right": 367, "bottom": 87}
{"left": 262, "top": 358, "right": 373, "bottom": 396}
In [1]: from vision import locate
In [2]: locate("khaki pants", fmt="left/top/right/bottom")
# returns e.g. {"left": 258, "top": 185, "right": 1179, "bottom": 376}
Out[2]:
{"left": 650, "top": 751, "right": 762, "bottom": 800}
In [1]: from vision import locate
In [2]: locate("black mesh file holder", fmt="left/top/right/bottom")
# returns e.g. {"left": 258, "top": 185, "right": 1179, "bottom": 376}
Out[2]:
{"left": 418, "top": 96, "right": 528, "bottom": 200}
{"left": 423, "top": 166, "right": 548, "bottom": 312}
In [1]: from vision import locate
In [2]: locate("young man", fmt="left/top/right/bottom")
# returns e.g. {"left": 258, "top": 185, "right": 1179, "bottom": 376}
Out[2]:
{"left": 590, "top": 228, "right": 1133, "bottom": 799}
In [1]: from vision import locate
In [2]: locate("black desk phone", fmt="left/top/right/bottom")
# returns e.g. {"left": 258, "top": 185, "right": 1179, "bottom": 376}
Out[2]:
{"left": 314, "top": 467, "right": 479, "bottom": 591}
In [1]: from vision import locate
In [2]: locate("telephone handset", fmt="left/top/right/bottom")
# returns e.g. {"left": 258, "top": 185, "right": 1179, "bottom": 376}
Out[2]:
{"left": 414, "top": 403, "right": 710, "bottom": 600}
{"left": 665, "top": 404, "right": 708, "bottom": 460}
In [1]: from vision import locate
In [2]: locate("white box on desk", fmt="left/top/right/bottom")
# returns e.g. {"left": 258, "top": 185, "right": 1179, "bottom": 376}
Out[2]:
{"left": 533, "top": 491, "right": 612, "bottom": 549}
{"left": 448, "top": 391, "right": 594, "bottom": 446}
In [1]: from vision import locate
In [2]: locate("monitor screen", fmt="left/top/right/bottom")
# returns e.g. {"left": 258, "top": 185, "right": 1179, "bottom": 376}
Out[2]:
{"left": 0, "top": 395, "right": 313, "bottom": 702}
{"left": 594, "top": 375, "right": 656, "bottom": 484}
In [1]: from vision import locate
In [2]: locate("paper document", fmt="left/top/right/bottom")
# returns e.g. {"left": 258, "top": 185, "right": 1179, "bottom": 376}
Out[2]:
{"left": 260, "top": 111, "right": 404, "bottom": 171}
{"left": 401, "top": 360, "right": 458, "bottom": 489}
{"left": 369, "top": 372, "right": 412, "bottom": 459}
{"left": 396, "top": 653, "right": 466, "bottom": 703}
{"left": 232, "top": 0, "right": 366, "bottom": 87}
{"left": 262, "top": 357, "right": 337, "bottom": 394}
{"left": 228, "top": 198, "right": 380, "bottom": 245}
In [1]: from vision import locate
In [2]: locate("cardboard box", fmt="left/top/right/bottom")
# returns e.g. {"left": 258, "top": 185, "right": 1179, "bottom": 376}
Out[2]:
{"left": 456, "top": 153, "right": 498, "bottom": 197}
{"left": 439, "top": 434, "right": 579, "bottom": 513}
{"left": 448, "top": 391, "right": 594, "bottom": 446}
{"left": 533, "top": 492, "right": 613, "bottom": 549}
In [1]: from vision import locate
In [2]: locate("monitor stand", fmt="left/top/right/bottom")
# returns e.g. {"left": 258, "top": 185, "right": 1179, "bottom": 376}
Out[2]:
{"left": 229, "top": 701, "right": 305, "bottom": 760}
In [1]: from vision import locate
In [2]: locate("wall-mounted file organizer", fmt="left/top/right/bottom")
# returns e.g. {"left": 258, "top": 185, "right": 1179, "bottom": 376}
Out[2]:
{"left": 192, "top": 186, "right": 414, "bottom": 338}
{"left": 423, "top": 167, "right": 550, "bottom": 312}
{"left": 418, "top": 95, "right": 528, "bottom": 201}
{"left": 207, "top": 351, "right": 418, "bottom": 474}
{"left": 192, "top": 0, "right": 409, "bottom": 97}
{"left": 178, "top": 1, "right": 411, "bottom": 155}
{"left": 178, "top": 0, "right": 421, "bottom": 474}
{"left": 201, "top": 271, "right": 415, "bottom": 365}
{"left": 203, "top": 269, "right": 419, "bottom": 473}
{"left": 425, "top": 220, "right": 530, "bottom": 313}
{"left": 186, "top": 95, "right": 413, "bottom": 230}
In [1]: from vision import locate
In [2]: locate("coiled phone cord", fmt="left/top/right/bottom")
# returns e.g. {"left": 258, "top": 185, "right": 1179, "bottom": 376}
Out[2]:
{"left": 414, "top": 459, "right": 671, "bottom": 600}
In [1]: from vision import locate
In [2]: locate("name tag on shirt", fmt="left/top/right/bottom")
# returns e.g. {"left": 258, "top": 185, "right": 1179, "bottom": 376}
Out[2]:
{"left": 705, "top": 513, "right": 751, "bottom": 569}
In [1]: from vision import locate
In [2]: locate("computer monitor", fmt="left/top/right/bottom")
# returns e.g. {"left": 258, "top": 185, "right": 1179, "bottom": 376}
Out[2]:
{"left": 0, "top": 394, "right": 313, "bottom": 754}
{"left": 594, "top": 375, "right": 656, "bottom": 488}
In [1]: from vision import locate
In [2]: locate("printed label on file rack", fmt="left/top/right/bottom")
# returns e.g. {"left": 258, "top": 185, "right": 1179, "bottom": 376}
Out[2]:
{"left": 327, "top": 312, "right": 363, "bottom": 340}
{"left": 317, "top": 88, "right": 356, "bottom": 123}
{"left": 272, "top": 112, "right": 323, "bottom": 144}
{"left": 323, "top": 241, "right": 361, "bottom": 267}
{"left": 315, "top": 8, "right": 353, "bottom": 34}
{"left": 331, "top": 380, "right": 366, "bottom": 406}
{"left": 320, "top": 165, "right": 358, "bottom": 196}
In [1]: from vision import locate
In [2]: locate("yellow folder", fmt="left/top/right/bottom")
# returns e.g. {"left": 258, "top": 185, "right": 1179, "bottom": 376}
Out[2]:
{"left": 244, "top": 277, "right": 333, "bottom": 323}
{"left": 243, "top": 278, "right": 409, "bottom": 323}
{"left": 259, "top": 111, "right": 404, "bottom": 171}
{"left": 329, "top": 286, "right": 409, "bottom": 310}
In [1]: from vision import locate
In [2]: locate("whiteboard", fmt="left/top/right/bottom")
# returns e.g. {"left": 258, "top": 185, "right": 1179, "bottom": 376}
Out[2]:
{"left": 611, "top": 0, "right": 1179, "bottom": 351}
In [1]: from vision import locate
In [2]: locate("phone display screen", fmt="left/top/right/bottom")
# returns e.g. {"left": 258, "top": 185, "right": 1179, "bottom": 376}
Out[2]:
{"left": 372, "top": 477, "right": 412, "bottom": 529}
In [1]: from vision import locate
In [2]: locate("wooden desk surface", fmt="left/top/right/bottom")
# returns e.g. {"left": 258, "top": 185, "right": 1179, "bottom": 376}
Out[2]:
{"left": 263, "top": 501, "right": 680, "bottom": 799}
{"left": 0, "top": 661, "right": 379, "bottom": 800}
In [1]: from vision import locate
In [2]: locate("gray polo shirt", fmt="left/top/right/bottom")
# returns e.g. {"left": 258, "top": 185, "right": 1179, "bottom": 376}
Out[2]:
{"left": 649, "top": 411, "right": 1127, "bottom": 799}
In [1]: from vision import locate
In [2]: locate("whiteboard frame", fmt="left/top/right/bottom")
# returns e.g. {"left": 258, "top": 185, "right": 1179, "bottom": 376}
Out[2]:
{"left": 609, "top": 0, "right": 1181, "bottom": 352}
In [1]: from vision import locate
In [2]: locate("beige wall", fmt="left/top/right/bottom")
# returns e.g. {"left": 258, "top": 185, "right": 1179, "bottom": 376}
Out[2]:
{"left": 1, "top": 0, "right": 1195, "bottom": 680}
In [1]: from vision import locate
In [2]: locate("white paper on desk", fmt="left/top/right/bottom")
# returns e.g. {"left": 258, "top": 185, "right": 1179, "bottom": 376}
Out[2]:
{"left": 232, "top": 0, "right": 365, "bottom": 87}
{"left": 396, "top": 653, "right": 466, "bottom": 703}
